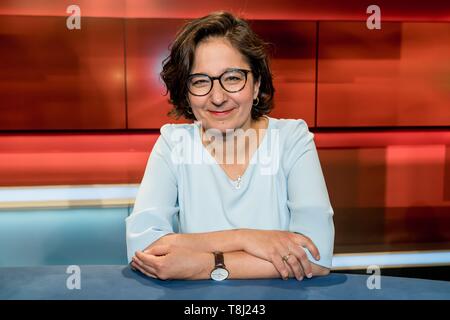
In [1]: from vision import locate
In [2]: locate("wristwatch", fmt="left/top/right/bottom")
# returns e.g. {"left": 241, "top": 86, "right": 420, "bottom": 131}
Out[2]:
{"left": 210, "top": 251, "right": 229, "bottom": 281}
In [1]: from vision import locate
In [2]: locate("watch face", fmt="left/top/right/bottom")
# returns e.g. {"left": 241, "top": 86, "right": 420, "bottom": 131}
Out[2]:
{"left": 211, "top": 267, "right": 229, "bottom": 281}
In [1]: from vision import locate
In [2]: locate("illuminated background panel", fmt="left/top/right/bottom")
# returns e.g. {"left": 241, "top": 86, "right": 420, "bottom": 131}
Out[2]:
{"left": 0, "top": 15, "right": 126, "bottom": 130}
{"left": 317, "top": 22, "right": 450, "bottom": 127}
{"left": 0, "top": 133, "right": 158, "bottom": 186}
{"left": 318, "top": 132, "right": 450, "bottom": 253}
{"left": 126, "top": 19, "right": 186, "bottom": 129}
{"left": 0, "top": 208, "right": 128, "bottom": 266}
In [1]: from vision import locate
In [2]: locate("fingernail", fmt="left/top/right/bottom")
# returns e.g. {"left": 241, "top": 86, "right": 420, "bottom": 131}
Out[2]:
{"left": 307, "top": 273, "right": 313, "bottom": 278}
{"left": 316, "top": 255, "right": 320, "bottom": 260}
{"left": 283, "top": 276, "right": 288, "bottom": 280}
{"left": 299, "top": 276, "right": 303, "bottom": 281}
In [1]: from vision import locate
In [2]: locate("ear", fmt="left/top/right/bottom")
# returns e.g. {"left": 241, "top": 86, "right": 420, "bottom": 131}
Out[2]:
{"left": 253, "top": 76, "right": 261, "bottom": 99}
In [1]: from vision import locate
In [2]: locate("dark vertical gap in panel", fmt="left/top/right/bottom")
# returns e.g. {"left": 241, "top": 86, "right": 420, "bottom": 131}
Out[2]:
{"left": 314, "top": 21, "right": 320, "bottom": 128}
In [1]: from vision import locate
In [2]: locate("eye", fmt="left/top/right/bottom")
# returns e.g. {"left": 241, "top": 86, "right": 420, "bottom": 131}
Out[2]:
{"left": 190, "top": 78, "right": 210, "bottom": 87}
{"left": 225, "top": 76, "right": 241, "bottom": 81}
{"left": 223, "top": 73, "right": 245, "bottom": 83}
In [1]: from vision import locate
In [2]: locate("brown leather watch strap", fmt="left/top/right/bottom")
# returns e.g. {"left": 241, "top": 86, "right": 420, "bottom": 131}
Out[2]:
{"left": 213, "top": 251, "right": 225, "bottom": 268}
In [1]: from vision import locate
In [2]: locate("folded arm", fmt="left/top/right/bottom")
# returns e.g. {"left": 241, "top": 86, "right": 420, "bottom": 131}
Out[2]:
{"left": 224, "top": 251, "right": 330, "bottom": 279}
{"left": 137, "top": 228, "right": 330, "bottom": 280}
{"left": 132, "top": 244, "right": 329, "bottom": 281}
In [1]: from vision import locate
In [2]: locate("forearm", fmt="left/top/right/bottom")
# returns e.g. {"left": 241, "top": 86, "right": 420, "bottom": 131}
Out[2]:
{"left": 226, "top": 251, "right": 329, "bottom": 279}
{"left": 146, "top": 229, "right": 244, "bottom": 253}
{"left": 193, "top": 250, "right": 330, "bottom": 280}
{"left": 227, "top": 251, "right": 285, "bottom": 279}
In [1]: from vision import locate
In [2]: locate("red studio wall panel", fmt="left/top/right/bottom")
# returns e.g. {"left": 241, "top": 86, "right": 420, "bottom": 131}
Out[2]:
{"left": 251, "top": 21, "right": 316, "bottom": 126}
{"left": 125, "top": 19, "right": 186, "bottom": 129}
{"left": 1, "top": 5, "right": 449, "bottom": 131}
{"left": 317, "top": 22, "right": 450, "bottom": 127}
{"left": 0, "top": 15, "right": 126, "bottom": 130}
{"left": 0, "top": 133, "right": 158, "bottom": 186}
{"left": 1, "top": 0, "right": 448, "bottom": 22}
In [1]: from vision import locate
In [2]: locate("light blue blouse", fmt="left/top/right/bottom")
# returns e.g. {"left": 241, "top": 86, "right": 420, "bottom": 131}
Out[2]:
{"left": 126, "top": 117, "right": 335, "bottom": 268}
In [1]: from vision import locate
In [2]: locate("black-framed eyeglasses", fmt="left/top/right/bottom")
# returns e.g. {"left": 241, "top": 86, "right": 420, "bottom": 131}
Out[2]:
{"left": 187, "top": 68, "right": 252, "bottom": 96}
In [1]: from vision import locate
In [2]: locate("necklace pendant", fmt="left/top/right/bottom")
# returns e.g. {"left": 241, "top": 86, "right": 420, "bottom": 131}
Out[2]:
{"left": 235, "top": 175, "right": 242, "bottom": 189}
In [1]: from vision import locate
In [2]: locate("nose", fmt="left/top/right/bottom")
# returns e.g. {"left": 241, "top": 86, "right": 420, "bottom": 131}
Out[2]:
{"left": 210, "top": 79, "right": 227, "bottom": 106}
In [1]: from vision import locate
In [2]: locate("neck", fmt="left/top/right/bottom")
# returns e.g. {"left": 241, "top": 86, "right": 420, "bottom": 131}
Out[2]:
{"left": 200, "top": 117, "right": 268, "bottom": 165}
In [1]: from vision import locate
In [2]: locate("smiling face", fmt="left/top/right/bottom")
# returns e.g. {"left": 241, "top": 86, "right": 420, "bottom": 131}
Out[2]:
{"left": 188, "top": 37, "right": 260, "bottom": 134}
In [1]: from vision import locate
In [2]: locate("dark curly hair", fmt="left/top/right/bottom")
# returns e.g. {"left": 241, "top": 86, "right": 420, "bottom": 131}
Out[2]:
{"left": 160, "top": 11, "right": 275, "bottom": 121}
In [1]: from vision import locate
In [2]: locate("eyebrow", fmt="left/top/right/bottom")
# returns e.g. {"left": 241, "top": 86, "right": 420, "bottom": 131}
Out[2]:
{"left": 190, "top": 67, "right": 247, "bottom": 76}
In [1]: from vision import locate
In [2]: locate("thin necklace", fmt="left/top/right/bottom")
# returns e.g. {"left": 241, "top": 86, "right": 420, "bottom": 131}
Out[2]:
{"left": 199, "top": 117, "right": 268, "bottom": 190}
{"left": 232, "top": 117, "right": 269, "bottom": 190}
{"left": 235, "top": 175, "right": 242, "bottom": 189}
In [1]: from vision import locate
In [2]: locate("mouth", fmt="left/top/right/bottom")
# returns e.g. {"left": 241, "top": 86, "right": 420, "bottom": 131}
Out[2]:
{"left": 208, "top": 108, "right": 236, "bottom": 117}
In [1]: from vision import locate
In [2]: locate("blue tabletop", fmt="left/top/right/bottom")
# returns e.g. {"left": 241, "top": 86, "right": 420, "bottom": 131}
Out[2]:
{"left": 0, "top": 265, "right": 449, "bottom": 300}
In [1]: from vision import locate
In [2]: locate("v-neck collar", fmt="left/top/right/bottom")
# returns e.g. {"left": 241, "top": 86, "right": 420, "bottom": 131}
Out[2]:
{"left": 195, "top": 116, "right": 272, "bottom": 186}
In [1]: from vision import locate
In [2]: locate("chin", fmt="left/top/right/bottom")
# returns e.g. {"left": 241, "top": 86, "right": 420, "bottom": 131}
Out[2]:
{"left": 200, "top": 117, "right": 236, "bottom": 131}
{"left": 209, "top": 123, "right": 236, "bottom": 134}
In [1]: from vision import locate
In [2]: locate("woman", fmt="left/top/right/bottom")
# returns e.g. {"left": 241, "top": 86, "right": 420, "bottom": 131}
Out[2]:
{"left": 126, "top": 11, "right": 335, "bottom": 281}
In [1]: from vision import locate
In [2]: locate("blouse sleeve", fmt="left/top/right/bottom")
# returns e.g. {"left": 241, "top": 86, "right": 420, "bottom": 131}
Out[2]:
{"left": 125, "top": 124, "right": 179, "bottom": 263}
{"left": 284, "top": 120, "right": 335, "bottom": 269}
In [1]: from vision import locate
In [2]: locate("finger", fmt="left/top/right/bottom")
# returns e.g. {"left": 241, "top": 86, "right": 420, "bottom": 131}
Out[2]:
{"left": 133, "top": 259, "right": 158, "bottom": 279}
{"left": 291, "top": 246, "right": 313, "bottom": 278}
{"left": 133, "top": 255, "right": 158, "bottom": 275}
{"left": 294, "top": 235, "right": 320, "bottom": 261}
{"left": 135, "top": 250, "right": 161, "bottom": 266}
{"left": 144, "top": 244, "right": 171, "bottom": 256}
{"left": 131, "top": 261, "right": 157, "bottom": 278}
{"left": 285, "top": 255, "right": 305, "bottom": 281}
{"left": 133, "top": 256, "right": 157, "bottom": 273}
{"left": 283, "top": 258, "right": 297, "bottom": 280}
{"left": 271, "top": 254, "right": 290, "bottom": 280}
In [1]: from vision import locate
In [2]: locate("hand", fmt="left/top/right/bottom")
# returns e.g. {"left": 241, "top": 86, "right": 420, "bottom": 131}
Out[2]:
{"left": 143, "top": 233, "right": 177, "bottom": 251}
{"left": 240, "top": 229, "right": 320, "bottom": 281}
{"left": 131, "top": 245, "right": 212, "bottom": 280}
